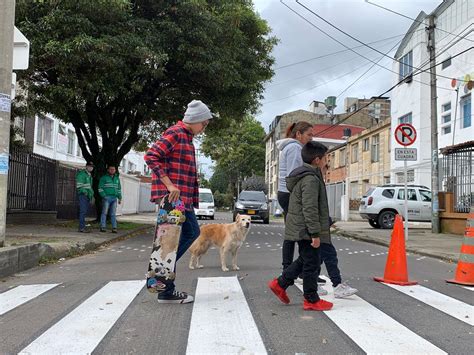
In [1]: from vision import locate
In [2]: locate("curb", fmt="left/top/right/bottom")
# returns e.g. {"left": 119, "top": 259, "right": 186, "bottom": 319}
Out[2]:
{"left": 0, "top": 225, "right": 153, "bottom": 279}
{"left": 335, "top": 229, "right": 458, "bottom": 263}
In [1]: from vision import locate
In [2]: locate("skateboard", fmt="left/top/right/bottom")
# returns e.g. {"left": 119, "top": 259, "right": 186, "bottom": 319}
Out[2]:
{"left": 146, "top": 196, "right": 186, "bottom": 293}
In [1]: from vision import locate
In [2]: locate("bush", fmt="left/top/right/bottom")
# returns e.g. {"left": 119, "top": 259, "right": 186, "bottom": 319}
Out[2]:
{"left": 214, "top": 191, "right": 234, "bottom": 209}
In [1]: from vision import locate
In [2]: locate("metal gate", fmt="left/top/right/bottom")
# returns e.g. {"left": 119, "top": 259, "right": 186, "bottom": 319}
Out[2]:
{"left": 326, "top": 181, "right": 345, "bottom": 220}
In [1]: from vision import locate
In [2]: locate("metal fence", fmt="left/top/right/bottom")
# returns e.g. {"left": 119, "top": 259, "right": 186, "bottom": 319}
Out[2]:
{"left": 440, "top": 144, "right": 474, "bottom": 213}
{"left": 8, "top": 148, "right": 57, "bottom": 211}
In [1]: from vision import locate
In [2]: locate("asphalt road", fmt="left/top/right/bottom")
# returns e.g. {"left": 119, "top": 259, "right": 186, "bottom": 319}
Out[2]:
{"left": 1, "top": 212, "right": 472, "bottom": 354}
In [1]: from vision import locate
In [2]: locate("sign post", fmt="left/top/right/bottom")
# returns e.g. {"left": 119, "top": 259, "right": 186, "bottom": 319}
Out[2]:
{"left": 394, "top": 123, "right": 417, "bottom": 241}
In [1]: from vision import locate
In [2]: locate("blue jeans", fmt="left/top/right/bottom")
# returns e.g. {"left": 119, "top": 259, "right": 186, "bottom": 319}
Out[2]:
{"left": 320, "top": 242, "right": 342, "bottom": 287}
{"left": 78, "top": 193, "right": 90, "bottom": 230}
{"left": 101, "top": 196, "right": 118, "bottom": 229}
{"left": 162, "top": 209, "right": 200, "bottom": 295}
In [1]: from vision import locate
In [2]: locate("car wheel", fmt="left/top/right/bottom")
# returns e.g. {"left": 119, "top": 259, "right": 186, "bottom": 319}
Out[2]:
{"left": 368, "top": 219, "right": 381, "bottom": 229}
{"left": 378, "top": 211, "right": 396, "bottom": 229}
{"left": 210, "top": 216, "right": 214, "bottom": 220}
{"left": 263, "top": 217, "right": 270, "bottom": 224}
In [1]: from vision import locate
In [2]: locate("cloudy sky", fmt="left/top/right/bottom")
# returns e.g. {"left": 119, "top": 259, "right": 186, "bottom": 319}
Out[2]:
{"left": 253, "top": 0, "right": 441, "bottom": 131}
{"left": 200, "top": 0, "right": 442, "bottom": 177}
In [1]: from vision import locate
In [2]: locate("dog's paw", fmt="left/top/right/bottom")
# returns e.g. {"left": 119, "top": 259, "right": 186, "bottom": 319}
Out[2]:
{"left": 197, "top": 264, "right": 204, "bottom": 269}
{"left": 189, "top": 265, "right": 195, "bottom": 270}
{"left": 232, "top": 266, "right": 240, "bottom": 271}
{"left": 222, "top": 267, "right": 229, "bottom": 272}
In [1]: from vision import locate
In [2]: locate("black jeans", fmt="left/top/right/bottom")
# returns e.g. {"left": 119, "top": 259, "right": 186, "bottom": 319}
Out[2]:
{"left": 320, "top": 242, "right": 342, "bottom": 287}
{"left": 278, "top": 239, "right": 321, "bottom": 303}
{"left": 278, "top": 191, "right": 296, "bottom": 270}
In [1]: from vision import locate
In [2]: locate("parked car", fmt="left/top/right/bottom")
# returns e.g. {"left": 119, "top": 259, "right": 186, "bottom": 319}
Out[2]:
{"left": 196, "top": 188, "right": 215, "bottom": 220}
{"left": 359, "top": 184, "right": 432, "bottom": 229}
{"left": 233, "top": 190, "right": 270, "bottom": 224}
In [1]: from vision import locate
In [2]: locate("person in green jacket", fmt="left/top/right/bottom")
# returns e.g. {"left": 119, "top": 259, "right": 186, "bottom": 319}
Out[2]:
{"left": 98, "top": 165, "right": 122, "bottom": 233}
{"left": 268, "top": 141, "right": 333, "bottom": 311}
{"left": 76, "top": 161, "right": 94, "bottom": 233}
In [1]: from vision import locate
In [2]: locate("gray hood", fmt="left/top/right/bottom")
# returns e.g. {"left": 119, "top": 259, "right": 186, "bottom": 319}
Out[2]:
{"left": 276, "top": 138, "right": 301, "bottom": 151}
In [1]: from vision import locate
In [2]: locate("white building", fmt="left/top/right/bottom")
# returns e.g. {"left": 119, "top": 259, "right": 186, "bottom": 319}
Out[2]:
{"left": 30, "top": 114, "right": 149, "bottom": 175}
{"left": 390, "top": 0, "right": 474, "bottom": 185}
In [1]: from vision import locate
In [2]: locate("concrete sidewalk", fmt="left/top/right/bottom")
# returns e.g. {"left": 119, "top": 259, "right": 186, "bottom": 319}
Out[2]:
{"left": 0, "top": 218, "right": 153, "bottom": 279}
{"left": 334, "top": 221, "right": 464, "bottom": 262}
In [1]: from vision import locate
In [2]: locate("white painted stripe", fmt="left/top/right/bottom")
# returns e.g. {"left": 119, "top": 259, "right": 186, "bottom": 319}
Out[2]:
{"left": 295, "top": 280, "right": 445, "bottom": 354}
{"left": 385, "top": 284, "right": 474, "bottom": 326}
{"left": 462, "top": 286, "right": 474, "bottom": 292}
{"left": 187, "top": 277, "right": 267, "bottom": 355}
{"left": 19, "top": 280, "right": 143, "bottom": 355}
{"left": 0, "top": 284, "right": 59, "bottom": 316}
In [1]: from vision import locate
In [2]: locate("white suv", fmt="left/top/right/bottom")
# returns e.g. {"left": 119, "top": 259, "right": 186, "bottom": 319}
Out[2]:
{"left": 359, "top": 184, "right": 432, "bottom": 229}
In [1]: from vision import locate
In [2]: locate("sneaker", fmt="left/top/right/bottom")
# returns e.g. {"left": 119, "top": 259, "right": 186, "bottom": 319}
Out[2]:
{"left": 334, "top": 282, "right": 358, "bottom": 299}
{"left": 112, "top": 228, "right": 117, "bottom": 233}
{"left": 100, "top": 228, "right": 107, "bottom": 233}
{"left": 295, "top": 277, "right": 303, "bottom": 285}
{"left": 157, "top": 290, "right": 194, "bottom": 304}
{"left": 317, "top": 277, "right": 326, "bottom": 284}
{"left": 318, "top": 288, "right": 328, "bottom": 296}
{"left": 78, "top": 229, "right": 91, "bottom": 233}
{"left": 268, "top": 279, "right": 290, "bottom": 304}
{"left": 303, "top": 299, "right": 333, "bottom": 311}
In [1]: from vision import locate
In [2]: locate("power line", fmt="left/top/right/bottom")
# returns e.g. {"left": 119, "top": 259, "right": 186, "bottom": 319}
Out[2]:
{"left": 365, "top": 0, "right": 474, "bottom": 44}
{"left": 295, "top": 0, "right": 456, "bottom": 81}
{"left": 274, "top": 32, "right": 417, "bottom": 70}
{"left": 281, "top": 1, "right": 452, "bottom": 92}
{"left": 313, "top": 46, "right": 473, "bottom": 138}
{"left": 268, "top": 36, "right": 402, "bottom": 88}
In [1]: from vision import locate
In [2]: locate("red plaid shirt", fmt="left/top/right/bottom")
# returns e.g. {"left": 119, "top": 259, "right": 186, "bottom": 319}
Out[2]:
{"left": 145, "top": 121, "right": 199, "bottom": 210}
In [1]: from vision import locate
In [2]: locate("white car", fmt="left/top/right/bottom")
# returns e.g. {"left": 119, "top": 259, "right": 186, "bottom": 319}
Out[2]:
{"left": 196, "top": 188, "right": 215, "bottom": 220}
{"left": 359, "top": 184, "right": 432, "bottom": 229}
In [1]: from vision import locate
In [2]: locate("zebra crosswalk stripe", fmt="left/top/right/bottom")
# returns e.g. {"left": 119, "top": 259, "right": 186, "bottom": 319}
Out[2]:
{"left": 19, "top": 280, "right": 143, "bottom": 355}
{"left": 462, "top": 286, "right": 474, "bottom": 292}
{"left": 294, "top": 282, "right": 446, "bottom": 354}
{"left": 0, "top": 284, "right": 59, "bottom": 316}
{"left": 385, "top": 283, "right": 474, "bottom": 326}
{"left": 186, "top": 276, "right": 267, "bottom": 355}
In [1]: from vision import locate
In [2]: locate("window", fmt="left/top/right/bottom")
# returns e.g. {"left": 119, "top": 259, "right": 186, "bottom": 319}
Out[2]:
{"left": 398, "top": 189, "right": 418, "bottom": 201}
{"left": 371, "top": 134, "right": 380, "bottom": 162}
{"left": 351, "top": 144, "right": 358, "bottom": 163}
{"left": 407, "top": 169, "right": 414, "bottom": 182}
{"left": 382, "top": 189, "right": 395, "bottom": 199}
{"left": 67, "top": 130, "right": 75, "bottom": 155}
{"left": 460, "top": 94, "right": 471, "bottom": 128}
{"left": 399, "top": 51, "right": 413, "bottom": 80}
{"left": 442, "top": 114, "right": 451, "bottom": 124}
{"left": 396, "top": 170, "right": 414, "bottom": 183}
{"left": 339, "top": 148, "right": 346, "bottom": 167}
{"left": 441, "top": 57, "right": 451, "bottom": 69}
{"left": 442, "top": 126, "right": 451, "bottom": 135}
{"left": 398, "top": 112, "right": 412, "bottom": 124}
{"left": 363, "top": 138, "right": 369, "bottom": 151}
{"left": 441, "top": 101, "right": 451, "bottom": 134}
{"left": 384, "top": 176, "right": 391, "bottom": 184}
{"left": 442, "top": 102, "right": 451, "bottom": 112}
{"left": 420, "top": 190, "right": 432, "bottom": 202}
{"left": 37, "top": 115, "right": 53, "bottom": 146}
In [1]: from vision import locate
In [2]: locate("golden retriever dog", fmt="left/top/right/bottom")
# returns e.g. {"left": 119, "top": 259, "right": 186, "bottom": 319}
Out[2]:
{"left": 189, "top": 214, "right": 252, "bottom": 272}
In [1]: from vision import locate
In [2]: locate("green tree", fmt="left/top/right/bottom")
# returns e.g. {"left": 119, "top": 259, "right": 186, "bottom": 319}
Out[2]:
{"left": 209, "top": 163, "right": 231, "bottom": 194}
{"left": 242, "top": 174, "right": 267, "bottom": 194}
{"left": 201, "top": 116, "right": 266, "bottom": 194}
{"left": 15, "top": 0, "right": 276, "bottom": 206}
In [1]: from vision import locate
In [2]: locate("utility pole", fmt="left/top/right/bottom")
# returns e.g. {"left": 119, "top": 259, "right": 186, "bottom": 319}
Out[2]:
{"left": 0, "top": 0, "right": 16, "bottom": 247}
{"left": 427, "top": 15, "right": 440, "bottom": 233}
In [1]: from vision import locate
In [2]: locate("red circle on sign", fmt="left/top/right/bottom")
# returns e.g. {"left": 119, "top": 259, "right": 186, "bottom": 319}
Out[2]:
{"left": 395, "top": 123, "right": 417, "bottom": 146}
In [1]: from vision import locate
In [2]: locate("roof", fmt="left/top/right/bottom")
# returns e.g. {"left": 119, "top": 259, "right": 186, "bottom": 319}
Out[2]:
{"left": 312, "top": 124, "right": 365, "bottom": 140}
{"left": 440, "top": 140, "right": 474, "bottom": 155}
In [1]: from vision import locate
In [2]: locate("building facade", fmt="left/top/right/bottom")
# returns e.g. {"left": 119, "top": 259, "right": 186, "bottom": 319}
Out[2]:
{"left": 390, "top": 0, "right": 474, "bottom": 185}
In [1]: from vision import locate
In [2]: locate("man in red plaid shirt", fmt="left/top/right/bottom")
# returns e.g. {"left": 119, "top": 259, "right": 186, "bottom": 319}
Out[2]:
{"left": 145, "top": 100, "right": 212, "bottom": 304}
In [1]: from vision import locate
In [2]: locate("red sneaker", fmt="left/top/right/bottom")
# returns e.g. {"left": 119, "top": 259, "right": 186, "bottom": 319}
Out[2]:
{"left": 303, "top": 299, "right": 333, "bottom": 311}
{"left": 268, "top": 279, "right": 290, "bottom": 304}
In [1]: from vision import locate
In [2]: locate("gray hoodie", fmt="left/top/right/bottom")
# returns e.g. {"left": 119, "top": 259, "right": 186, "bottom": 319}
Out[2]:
{"left": 276, "top": 138, "right": 303, "bottom": 193}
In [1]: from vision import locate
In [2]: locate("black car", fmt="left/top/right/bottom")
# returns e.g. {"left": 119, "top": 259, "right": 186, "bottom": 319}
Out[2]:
{"left": 233, "top": 190, "right": 270, "bottom": 224}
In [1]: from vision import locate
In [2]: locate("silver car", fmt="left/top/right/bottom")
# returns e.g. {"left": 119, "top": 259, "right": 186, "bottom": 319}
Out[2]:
{"left": 359, "top": 184, "right": 432, "bottom": 229}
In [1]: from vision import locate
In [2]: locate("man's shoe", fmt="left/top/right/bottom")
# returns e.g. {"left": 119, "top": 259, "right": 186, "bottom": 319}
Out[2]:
{"left": 317, "top": 277, "right": 326, "bottom": 284}
{"left": 100, "top": 228, "right": 107, "bottom": 233}
{"left": 268, "top": 279, "right": 290, "bottom": 304}
{"left": 112, "top": 228, "right": 117, "bottom": 233}
{"left": 295, "top": 277, "right": 303, "bottom": 285}
{"left": 334, "top": 283, "right": 358, "bottom": 299}
{"left": 157, "top": 290, "right": 194, "bottom": 304}
{"left": 78, "top": 229, "right": 91, "bottom": 233}
{"left": 303, "top": 299, "right": 333, "bottom": 311}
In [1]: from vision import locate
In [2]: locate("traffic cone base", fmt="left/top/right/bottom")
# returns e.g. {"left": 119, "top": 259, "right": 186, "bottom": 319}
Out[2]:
{"left": 374, "top": 214, "right": 417, "bottom": 286}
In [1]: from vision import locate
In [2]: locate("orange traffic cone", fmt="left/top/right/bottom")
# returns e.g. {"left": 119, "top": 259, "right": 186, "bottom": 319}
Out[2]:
{"left": 447, "top": 207, "right": 474, "bottom": 286}
{"left": 374, "top": 214, "right": 417, "bottom": 285}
